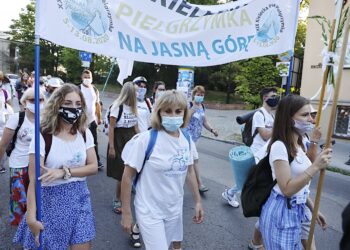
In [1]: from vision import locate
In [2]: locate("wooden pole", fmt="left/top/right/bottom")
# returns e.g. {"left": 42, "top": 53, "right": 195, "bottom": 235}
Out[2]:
{"left": 315, "top": 20, "right": 336, "bottom": 126}
{"left": 306, "top": 14, "right": 350, "bottom": 250}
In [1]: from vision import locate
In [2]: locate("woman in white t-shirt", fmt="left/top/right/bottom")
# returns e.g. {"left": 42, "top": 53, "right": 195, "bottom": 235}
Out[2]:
{"left": 259, "top": 95, "right": 332, "bottom": 250}
{"left": 13, "top": 84, "right": 98, "bottom": 249}
{"left": 107, "top": 81, "right": 139, "bottom": 215}
{"left": 121, "top": 90, "right": 204, "bottom": 250}
{"left": 0, "top": 88, "right": 45, "bottom": 226}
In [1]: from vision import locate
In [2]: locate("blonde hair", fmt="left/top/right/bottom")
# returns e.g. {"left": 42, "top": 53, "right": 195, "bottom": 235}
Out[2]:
{"left": 41, "top": 83, "right": 88, "bottom": 135}
{"left": 151, "top": 90, "right": 189, "bottom": 130}
{"left": 192, "top": 85, "right": 205, "bottom": 99}
{"left": 20, "top": 88, "right": 46, "bottom": 106}
{"left": 112, "top": 81, "right": 137, "bottom": 115}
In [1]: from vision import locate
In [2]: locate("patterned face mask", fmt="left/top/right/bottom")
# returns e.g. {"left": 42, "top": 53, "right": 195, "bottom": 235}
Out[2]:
{"left": 58, "top": 107, "right": 83, "bottom": 124}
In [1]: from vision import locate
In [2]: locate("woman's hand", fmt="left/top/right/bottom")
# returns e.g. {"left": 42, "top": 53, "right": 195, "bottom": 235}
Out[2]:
{"left": 313, "top": 148, "right": 332, "bottom": 170}
{"left": 121, "top": 213, "right": 133, "bottom": 234}
{"left": 316, "top": 211, "right": 327, "bottom": 230}
{"left": 108, "top": 147, "right": 116, "bottom": 159}
{"left": 27, "top": 219, "right": 44, "bottom": 247}
{"left": 38, "top": 166, "right": 64, "bottom": 183}
{"left": 192, "top": 202, "right": 204, "bottom": 224}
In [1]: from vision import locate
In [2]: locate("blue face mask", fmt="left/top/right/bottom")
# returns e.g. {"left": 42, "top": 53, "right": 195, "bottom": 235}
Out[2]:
{"left": 194, "top": 95, "right": 204, "bottom": 103}
{"left": 136, "top": 88, "right": 147, "bottom": 100}
{"left": 161, "top": 116, "right": 183, "bottom": 132}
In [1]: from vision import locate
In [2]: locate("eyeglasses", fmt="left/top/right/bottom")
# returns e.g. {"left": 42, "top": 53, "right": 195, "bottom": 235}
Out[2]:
{"left": 27, "top": 98, "right": 44, "bottom": 103}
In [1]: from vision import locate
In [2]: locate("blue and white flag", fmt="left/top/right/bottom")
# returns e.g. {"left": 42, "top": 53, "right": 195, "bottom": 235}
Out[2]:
{"left": 36, "top": 0, "right": 299, "bottom": 66}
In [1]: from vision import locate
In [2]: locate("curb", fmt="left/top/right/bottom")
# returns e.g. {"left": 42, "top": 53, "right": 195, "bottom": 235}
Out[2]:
{"left": 201, "top": 136, "right": 350, "bottom": 176}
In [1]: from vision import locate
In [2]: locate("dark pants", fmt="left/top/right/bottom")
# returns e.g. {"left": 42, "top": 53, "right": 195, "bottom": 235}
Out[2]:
{"left": 89, "top": 121, "right": 100, "bottom": 162}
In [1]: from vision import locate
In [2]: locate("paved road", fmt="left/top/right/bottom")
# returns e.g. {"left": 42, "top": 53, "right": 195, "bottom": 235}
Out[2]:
{"left": 0, "top": 93, "right": 349, "bottom": 249}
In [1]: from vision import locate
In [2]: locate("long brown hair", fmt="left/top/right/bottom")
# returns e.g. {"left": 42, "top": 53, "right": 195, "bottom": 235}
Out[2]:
{"left": 267, "top": 94, "right": 310, "bottom": 157}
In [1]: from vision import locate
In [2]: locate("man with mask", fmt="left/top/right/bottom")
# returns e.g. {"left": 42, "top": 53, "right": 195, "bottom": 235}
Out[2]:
{"left": 133, "top": 76, "right": 152, "bottom": 132}
{"left": 249, "top": 87, "right": 278, "bottom": 155}
{"left": 80, "top": 69, "right": 104, "bottom": 169}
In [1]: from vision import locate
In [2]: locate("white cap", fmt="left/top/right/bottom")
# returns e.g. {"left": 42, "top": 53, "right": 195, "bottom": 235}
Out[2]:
{"left": 47, "top": 78, "right": 62, "bottom": 88}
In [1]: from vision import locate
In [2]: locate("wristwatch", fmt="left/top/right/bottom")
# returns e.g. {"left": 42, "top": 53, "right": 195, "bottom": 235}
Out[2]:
{"left": 63, "top": 166, "right": 72, "bottom": 180}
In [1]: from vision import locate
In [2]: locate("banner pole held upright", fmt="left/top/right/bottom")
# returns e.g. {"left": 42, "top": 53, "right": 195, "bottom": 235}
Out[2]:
{"left": 34, "top": 0, "right": 42, "bottom": 249}
{"left": 306, "top": 15, "right": 350, "bottom": 250}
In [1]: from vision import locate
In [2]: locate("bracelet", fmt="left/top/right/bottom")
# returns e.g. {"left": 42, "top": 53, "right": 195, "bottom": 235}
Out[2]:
{"left": 310, "top": 141, "right": 318, "bottom": 145}
{"left": 210, "top": 128, "right": 213, "bottom": 133}
{"left": 304, "top": 170, "right": 313, "bottom": 179}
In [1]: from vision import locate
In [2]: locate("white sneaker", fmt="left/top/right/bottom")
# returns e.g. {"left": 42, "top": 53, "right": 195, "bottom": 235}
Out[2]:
{"left": 222, "top": 189, "right": 240, "bottom": 208}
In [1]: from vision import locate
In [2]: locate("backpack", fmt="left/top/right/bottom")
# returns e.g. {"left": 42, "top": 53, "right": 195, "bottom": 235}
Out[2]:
{"left": 241, "top": 153, "right": 293, "bottom": 217}
{"left": 6, "top": 111, "right": 25, "bottom": 156}
{"left": 133, "top": 128, "right": 191, "bottom": 187}
{"left": 189, "top": 101, "right": 205, "bottom": 111}
{"left": 103, "top": 104, "right": 123, "bottom": 135}
{"left": 241, "top": 109, "right": 264, "bottom": 146}
{"left": 43, "top": 131, "right": 86, "bottom": 163}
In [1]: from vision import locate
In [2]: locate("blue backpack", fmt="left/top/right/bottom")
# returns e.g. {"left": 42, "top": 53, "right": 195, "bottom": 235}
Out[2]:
{"left": 133, "top": 128, "right": 191, "bottom": 187}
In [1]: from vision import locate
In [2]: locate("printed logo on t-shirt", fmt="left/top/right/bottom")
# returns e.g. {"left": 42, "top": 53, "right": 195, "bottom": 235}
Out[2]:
{"left": 67, "top": 152, "right": 83, "bottom": 167}
{"left": 18, "top": 127, "right": 34, "bottom": 143}
{"left": 122, "top": 112, "right": 137, "bottom": 127}
{"left": 164, "top": 148, "right": 190, "bottom": 177}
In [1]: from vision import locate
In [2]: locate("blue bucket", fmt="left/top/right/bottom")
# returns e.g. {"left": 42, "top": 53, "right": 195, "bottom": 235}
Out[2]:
{"left": 229, "top": 146, "right": 255, "bottom": 191}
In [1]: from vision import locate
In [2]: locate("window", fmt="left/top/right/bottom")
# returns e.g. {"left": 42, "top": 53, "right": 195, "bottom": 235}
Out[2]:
{"left": 334, "top": 105, "right": 350, "bottom": 139}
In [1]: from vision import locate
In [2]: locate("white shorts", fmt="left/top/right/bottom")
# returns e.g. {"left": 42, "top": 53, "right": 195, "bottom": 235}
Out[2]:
{"left": 136, "top": 212, "right": 183, "bottom": 250}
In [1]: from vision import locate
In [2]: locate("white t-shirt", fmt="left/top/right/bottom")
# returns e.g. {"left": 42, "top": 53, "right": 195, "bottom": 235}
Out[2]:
{"left": 28, "top": 129, "right": 95, "bottom": 187}
{"left": 269, "top": 140, "right": 311, "bottom": 198}
{"left": 250, "top": 107, "right": 274, "bottom": 155}
{"left": 0, "top": 111, "right": 7, "bottom": 137}
{"left": 6, "top": 113, "right": 34, "bottom": 168}
{"left": 80, "top": 84, "right": 97, "bottom": 124}
{"left": 110, "top": 104, "right": 138, "bottom": 128}
{"left": 122, "top": 129, "right": 195, "bottom": 219}
{"left": 136, "top": 100, "right": 151, "bottom": 132}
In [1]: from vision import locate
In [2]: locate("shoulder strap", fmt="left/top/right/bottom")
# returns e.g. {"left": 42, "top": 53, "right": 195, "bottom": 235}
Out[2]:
{"left": 82, "top": 130, "right": 86, "bottom": 142}
{"left": 43, "top": 133, "right": 53, "bottom": 163}
{"left": 189, "top": 101, "right": 193, "bottom": 108}
{"left": 10, "top": 112, "right": 25, "bottom": 149}
{"left": 116, "top": 104, "right": 123, "bottom": 122}
{"left": 201, "top": 103, "right": 205, "bottom": 110}
{"left": 2, "top": 89, "right": 8, "bottom": 102}
{"left": 145, "top": 98, "right": 152, "bottom": 113}
{"left": 252, "top": 109, "right": 266, "bottom": 139}
{"left": 180, "top": 128, "right": 191, "bottom": 151}
{"left": 133, "top": 129, "right": 158, "bottom": 187}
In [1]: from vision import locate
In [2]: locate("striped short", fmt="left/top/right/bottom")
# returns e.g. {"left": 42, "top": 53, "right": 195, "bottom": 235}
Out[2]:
{"left": 259, "top": 190, "right": 306, "bottom": 250}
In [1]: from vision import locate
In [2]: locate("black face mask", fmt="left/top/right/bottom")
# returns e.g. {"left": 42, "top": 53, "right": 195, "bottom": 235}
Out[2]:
{"left": 58, "top": 107, "right": 82, "bottom": 124}
{"left": 266, "top": 97, "right": 279, "bottom": 107}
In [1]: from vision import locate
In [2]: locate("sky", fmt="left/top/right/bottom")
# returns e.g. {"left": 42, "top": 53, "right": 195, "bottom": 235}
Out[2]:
{"left": 0, "top": 0, "right": 31, "bottom": 31}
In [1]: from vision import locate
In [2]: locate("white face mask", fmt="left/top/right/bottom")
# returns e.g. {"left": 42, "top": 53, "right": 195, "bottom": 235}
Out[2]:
{"left": 83, "top": 78, "right": 92, "bottom": 86}
{"left": 26, "top": 102, "right": 44, "bottom": 113}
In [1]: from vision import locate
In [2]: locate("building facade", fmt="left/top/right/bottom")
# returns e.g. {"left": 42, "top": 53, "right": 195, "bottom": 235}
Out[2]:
{"left": 301, "top": 0, "right": 350, "bottom": 140}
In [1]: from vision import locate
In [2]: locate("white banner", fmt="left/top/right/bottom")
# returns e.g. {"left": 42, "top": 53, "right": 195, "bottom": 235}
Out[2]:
{"left": 36, "top": 0, "right": 299, "bottom": 67}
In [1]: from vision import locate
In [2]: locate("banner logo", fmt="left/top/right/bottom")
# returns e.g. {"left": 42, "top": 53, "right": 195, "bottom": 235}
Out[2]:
{"left": 254, "top": 4, "right": 285, "bottom": 47}
{"left": 61, "top": 0, "right": 114, "bottom": 44}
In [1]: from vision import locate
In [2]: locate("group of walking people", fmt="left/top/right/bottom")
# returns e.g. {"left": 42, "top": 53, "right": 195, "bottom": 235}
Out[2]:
{"left": 0, "top": 69, "right": 220, "bottom": 250}
{"left": 0, "top": 67, "right": 347, "bottom": 249}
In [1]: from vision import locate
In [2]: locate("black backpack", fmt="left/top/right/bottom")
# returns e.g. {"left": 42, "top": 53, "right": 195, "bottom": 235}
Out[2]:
{"left": 241, "top": 153, "right": 293, "bottom": 217}
{"left": 102, "top": 104, "right": 123, "bottom": 135}
{"left": 6, "top": 111, "right": 25, "bottom": 156}
{"left": 241, "top": 109, "right": 264, "bottom": 146}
